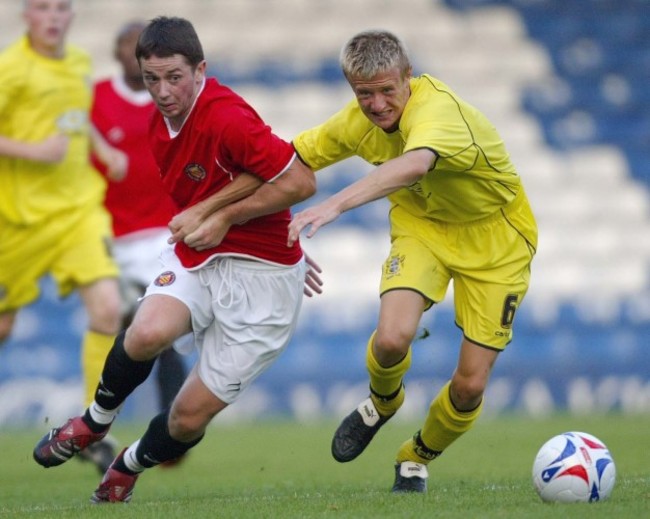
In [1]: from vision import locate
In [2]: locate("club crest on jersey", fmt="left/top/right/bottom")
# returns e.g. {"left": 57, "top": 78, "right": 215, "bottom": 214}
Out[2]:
{"left": 384, "top": 254, "right": 405, "bottom": 279}
{"left": 184, "top": 163, "right": 207, "bottom": 182}
{"left": 154, "top": 271, "right": 176, "bottom": 287}
{"left": 107, "top": 126, "right": 125, "bottom": 144}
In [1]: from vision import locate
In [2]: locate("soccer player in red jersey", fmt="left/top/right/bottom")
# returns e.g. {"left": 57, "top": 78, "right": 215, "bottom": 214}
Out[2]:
{"left": 90, "top": 21, "right": 188, "bottom": 452}
{"left": 34, "top": 16, "right": 317, "bottom": 503}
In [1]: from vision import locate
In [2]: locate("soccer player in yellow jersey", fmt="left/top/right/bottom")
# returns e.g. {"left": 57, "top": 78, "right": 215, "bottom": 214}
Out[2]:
{"left": 0, "top": 0, "right": 126, "bottom": 472}
{"left": 288, "top": 30, "right": 538, "bottom": 493}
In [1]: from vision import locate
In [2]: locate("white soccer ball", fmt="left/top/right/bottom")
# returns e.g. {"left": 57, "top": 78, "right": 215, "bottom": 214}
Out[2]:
{"left": 532, "top": 431, "right": 616, "bottom": 503}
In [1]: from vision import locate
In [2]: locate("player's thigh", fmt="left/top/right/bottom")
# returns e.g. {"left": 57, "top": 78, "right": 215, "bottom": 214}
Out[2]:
{"left": 78, "top": 277, "right": 122, "bottom": 333}
{"left": 452, "top": 214, "right": 533, "bottom": 350}
{"left": 51, "top": 205, "right": 119, "bottom": 297}
{"left": 376, "top": 289, "right": 427, "bottom": 351}
{"left": 126, "top": 294, "right": 193, "bottom": 360}
{"left": 142, "top": 246, "right": 214, "bottom": 338}
{"left": 0, "top": 218, "right": 60, "bottom": 311}
{"left": 198, "top": 258, "right": 305, "bottom": 405}
{"left": 379, "top": 233, "right": 451, "bottom": 309}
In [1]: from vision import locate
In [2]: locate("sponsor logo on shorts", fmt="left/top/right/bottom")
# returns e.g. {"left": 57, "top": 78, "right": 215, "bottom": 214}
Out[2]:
{"left": 227, "top": 381, "right": 242, "bottom": 393}
{"left": 384, "top": 254, "right": 405, "bottom": 279}
{"left": 184, "top": 162, "right": 207, "bottom": 182}
{"left": 0, "top": 284, "right": 6, "bottom": 301}
{"left": 154, "top": 271, "right": 176, "bottom": 287}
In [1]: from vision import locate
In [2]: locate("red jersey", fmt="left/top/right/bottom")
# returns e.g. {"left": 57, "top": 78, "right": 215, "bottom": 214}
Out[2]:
{"left": 91, "top": 77, "right": 177, "bottom": 237}
{"left": 149, "top": 78, "right": 301, "bottom": 269}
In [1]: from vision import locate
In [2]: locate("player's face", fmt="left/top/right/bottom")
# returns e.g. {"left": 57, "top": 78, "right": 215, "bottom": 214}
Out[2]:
{"left": 23, "top": 0, "right": 74, "bottom": 58}
{"left": 140, "top": 55, "right": 206, "bottom": 131}
{"left": 348, "top": 66, "right": 411, "bottom": 133}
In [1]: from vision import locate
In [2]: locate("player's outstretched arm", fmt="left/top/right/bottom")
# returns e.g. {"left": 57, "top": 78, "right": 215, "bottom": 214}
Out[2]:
{"left": 287, "top": 148, "right": 435, "bottom": 246}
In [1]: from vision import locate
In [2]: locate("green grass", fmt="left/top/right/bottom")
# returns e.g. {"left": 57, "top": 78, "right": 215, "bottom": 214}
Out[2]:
{"left": 1, "top": 414, "right": 649, "bottom": 518}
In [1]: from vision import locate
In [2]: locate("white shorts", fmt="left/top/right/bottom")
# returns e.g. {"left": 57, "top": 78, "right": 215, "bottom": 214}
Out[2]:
{"left": 143, "top": 249, "right": 306, "bottom": 404}
{"left": 113, "top": 228, "right": 172, "bottom": 314}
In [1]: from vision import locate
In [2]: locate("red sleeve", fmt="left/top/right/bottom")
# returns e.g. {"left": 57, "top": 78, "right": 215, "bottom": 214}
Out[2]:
{"left": 215, "top": 104, "right": 294, "bottom": 181}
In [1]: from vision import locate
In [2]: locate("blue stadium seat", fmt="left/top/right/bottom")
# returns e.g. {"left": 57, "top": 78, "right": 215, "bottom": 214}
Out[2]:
{"left": 469, "top": 0, "right": 650, "bottom": 185}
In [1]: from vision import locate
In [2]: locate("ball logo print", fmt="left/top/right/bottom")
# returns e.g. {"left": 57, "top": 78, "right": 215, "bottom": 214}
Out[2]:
{"left": 532, "top": 431, "right": 616, "bottom": 503}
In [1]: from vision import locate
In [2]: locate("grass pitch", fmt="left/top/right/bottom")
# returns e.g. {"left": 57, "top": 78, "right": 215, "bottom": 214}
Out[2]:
{"left": 1, "top": 414, "right": 648, "bottom": 518}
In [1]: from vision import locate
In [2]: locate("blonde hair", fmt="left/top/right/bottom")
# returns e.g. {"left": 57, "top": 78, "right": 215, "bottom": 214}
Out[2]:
{"left": 340, "top": 30, "right": 411, "bottom": 80}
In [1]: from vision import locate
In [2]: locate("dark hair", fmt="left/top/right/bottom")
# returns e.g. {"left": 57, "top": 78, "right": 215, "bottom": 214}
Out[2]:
{"left": 135, "top": 16, "right": 204, "bottom": 67}
{"left": 115, "top": 20, "right": 147, "bottom": 47}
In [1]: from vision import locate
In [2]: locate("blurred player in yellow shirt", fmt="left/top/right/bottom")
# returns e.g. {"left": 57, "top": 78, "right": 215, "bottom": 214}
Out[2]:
{"left": 0, "top": 0, "right": 126, "bottom": 471}
{"left": 288, "top": 29, "right": 538, "bottom": 493}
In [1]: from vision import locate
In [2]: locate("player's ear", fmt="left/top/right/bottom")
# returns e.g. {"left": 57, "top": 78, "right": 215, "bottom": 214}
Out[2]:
{"left": 194, "top": 60, "right": 207, "bottom": 82}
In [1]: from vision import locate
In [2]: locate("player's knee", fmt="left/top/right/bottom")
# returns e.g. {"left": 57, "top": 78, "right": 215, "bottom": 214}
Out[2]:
{"left": 167, "top": 403, "right": 209, "bottom": 442}
{"left": 450, "top": 376, "right": 486, "bottom": 409}
{"left": 86, "top": 298, "right": 122, "bottom": 336}
{"left": 124, "top": 322, "right": 171, "bottom": 360}
{"left": 374, "top": 327, "right": 413, "bottom": 360}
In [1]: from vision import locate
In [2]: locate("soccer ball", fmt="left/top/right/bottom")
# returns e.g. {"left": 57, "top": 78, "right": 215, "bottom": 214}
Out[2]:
{"left": 532, "top": 431, "right": 616, "bottom": 503}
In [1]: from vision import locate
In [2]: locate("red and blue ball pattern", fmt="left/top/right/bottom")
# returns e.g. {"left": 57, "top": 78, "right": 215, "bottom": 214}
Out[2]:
{"left": 533, "top": 431, "right": 616, "bottom": 503}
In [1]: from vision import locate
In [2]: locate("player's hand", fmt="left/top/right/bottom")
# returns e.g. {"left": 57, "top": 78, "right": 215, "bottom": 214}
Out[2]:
{"left": 168, "top": 205, "right": 206, "bottom": 245}
{"left": 303, "top": 252, "right": 323, "bottom": 297}
{"left": 287, "top": 202, "right": 341, "bottom": 247}
{"left": 104, "top": 148, "right": 129, "bottom": 181}
{"left": 31, "top": 134, "right": 69, "bottom": 163}
{"left": 183, "top": 211, "right": 231, "bottom": 251}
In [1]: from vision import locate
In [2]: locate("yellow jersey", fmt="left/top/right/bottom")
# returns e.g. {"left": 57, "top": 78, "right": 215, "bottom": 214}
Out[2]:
{"left": 293, "top": 74, "right": 521, "bottom": 223}
{"left": 0, "top": 36, "right": 106, "bottom": 225}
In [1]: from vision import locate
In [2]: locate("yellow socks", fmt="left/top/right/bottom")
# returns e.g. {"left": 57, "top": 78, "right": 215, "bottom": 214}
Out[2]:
{"left": 397, "top": 381, "right": 483, "bottom": 464}
{"left": 366, "top": 331, "right": 411, "bottom": 417}
{"left": 81, "top": 330, "right": 115, "bottom": 407}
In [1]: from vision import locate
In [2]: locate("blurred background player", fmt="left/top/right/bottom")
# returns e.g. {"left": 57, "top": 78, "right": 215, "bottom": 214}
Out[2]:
{"left": 90, "top": 20, "right": 188, "bottom": 443}
{"left": 0, "top": 0, "right": 126, "bottom": 472}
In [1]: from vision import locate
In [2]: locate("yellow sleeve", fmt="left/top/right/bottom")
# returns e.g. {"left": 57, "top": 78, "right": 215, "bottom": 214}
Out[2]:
{"left": 293, "top": 99, "right": 372, "bottom": 171}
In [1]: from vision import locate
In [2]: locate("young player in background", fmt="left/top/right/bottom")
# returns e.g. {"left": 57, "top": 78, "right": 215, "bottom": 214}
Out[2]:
{"left": 0, "top": 0, "right": 126, "bottom": 473}
{"left": 288, "top": 29, "right": 538, "bottom": 493}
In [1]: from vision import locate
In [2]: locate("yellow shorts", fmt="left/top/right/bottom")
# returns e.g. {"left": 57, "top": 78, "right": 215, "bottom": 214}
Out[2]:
{"left": 380, "top": 188, "right": 537, "bottom": 350}
{"left": 0, "top": 203, "right": 119, "bottom": 312}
